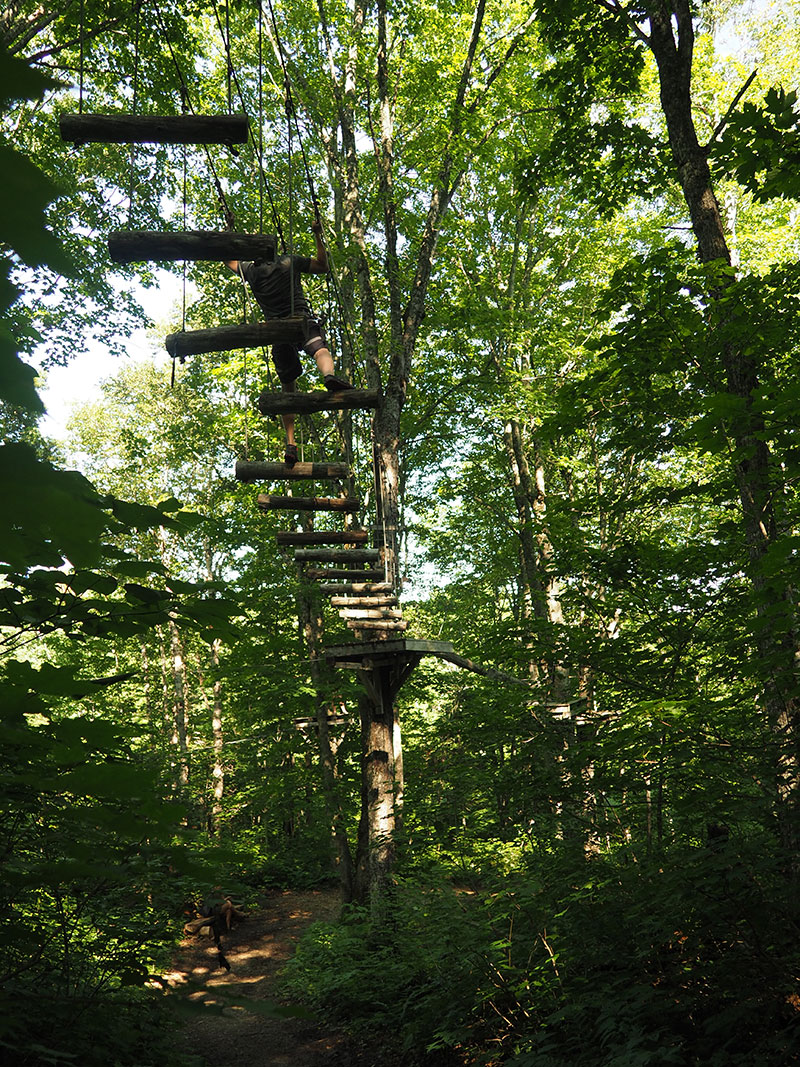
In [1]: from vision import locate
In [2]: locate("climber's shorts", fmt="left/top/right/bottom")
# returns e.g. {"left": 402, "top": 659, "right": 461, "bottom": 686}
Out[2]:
{"left": 271, "top": 317, "right": 328, "bottom": 384}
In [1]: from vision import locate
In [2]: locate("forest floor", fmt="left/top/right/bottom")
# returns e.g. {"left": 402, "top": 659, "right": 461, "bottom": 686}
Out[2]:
{"left": 167, "top": 887, "right": 373, "bottom": 1067}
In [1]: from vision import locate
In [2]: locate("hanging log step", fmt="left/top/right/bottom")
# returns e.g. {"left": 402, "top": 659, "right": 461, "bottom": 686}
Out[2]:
{"left": 276, "top": 531, "right": 368, "bottom": 546}
{"left": 329, "top": 595, "right": 398, "bottom": 607}
{"left": 294, "top": 549, "right": 380, "bottom": 564}
{"left": 168, "top": 320, "right": 306, "bottom": 359}
{"left": 108, "top": 231, "right": 276, "bottom": 264}
{"left": 257, "top": 494, "right": 359, "bottom": 512}
{"left": 257, "top": 389, "right": 380, "bottom": 416}
{"left": 339, "top": 607, "right": 403, "bottom": 619}
{"left": 305, "top": 568, "right": 384, "bottom": 580}
{"left": 59, "top": 113, "right": 249, "bottom": 145}
{"left": 319, "top": 582, "right": 394, "bottom": 595}
{"left": 236, "top": 458, "right": 349, "bottom": 482}
{"left": 347, "top": 619, "right": 408, "bottom": 631}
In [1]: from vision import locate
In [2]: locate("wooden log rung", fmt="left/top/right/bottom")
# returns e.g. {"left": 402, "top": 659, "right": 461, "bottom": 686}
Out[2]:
{"left": 294, "top": 549, "right": 380, "bottom": 564}
{"left": 59, "top": 112, "right": 249, "bottom": 145}
{"left": 319, "top": 582, "right": 394, "bottom": 595}
{"left": 236, "top": 458, "right": 349, "bottom": 482}
{"left": 168, "top": 321, "right": 306, "bottom": 358}
{"left": 108, "top": 230, "right": 277, "bottom": 264}
{"left": 276, "top": 531, "right": 368, "bottom": 546}
{"left": 346, "top": 619, "right": 408, "bottom": 631}
{"left": 329, "top": 595, "right": 398, "bottom": 607}
{"left": 305, "top": 568, "right": 385, "bottom": 580}
{"left": 257, "top": 388, "right": 380, "bottom": 416}
{"left": 257, "top": 495, "right": 359, "bottom": 513}
{"left": 338, "top": 608, "right": 403, "bottom": 619}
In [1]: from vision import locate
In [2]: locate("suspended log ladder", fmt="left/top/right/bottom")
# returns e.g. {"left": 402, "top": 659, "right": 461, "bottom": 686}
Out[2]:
{"left": 236, "top": 394, "right": 404, "bottom": 641}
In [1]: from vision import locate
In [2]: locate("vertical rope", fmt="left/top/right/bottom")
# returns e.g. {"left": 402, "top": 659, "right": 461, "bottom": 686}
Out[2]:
{"left": 126, "top": 0, "right": 142, "bottom": 226}
{"left": 225, "top": 0, "right": 232, "bottom": 112}
{"left": 258, "top": 0, "right": 264, "bottom": 232}
{"left": 78, "top": 0, "right": 85, "bottom": 112}
{"left": 181, "top": 93, "right": 188, "bottom": 333}
{"left": 287, "top": 85, "right": 294, "bottom": 315}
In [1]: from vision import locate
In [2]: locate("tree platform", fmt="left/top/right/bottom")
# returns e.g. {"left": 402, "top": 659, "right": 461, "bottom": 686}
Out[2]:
{"left": 59, "top": 113, "right": 249, "bottom": 145}
{"left": 324, "top": 638, "right": 456, "bottom": 669}
{"left": 236, "top": 460, "right": 349, "bottom": 482}
{"left": 257, "top": 389, "right": 380, "bottom": 416}
{"left": 108, "top": 230, "right": 276, "bottom": 263}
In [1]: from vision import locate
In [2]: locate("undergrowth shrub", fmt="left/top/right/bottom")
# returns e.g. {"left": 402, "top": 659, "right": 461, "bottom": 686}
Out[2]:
{"left": 282, "top": 840, "right": 800, "bottom": 1066}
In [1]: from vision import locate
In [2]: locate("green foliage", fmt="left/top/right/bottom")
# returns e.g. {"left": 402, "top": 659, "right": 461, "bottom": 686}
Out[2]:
{"left": 285, "top": 849, "right": 800, "bottom": 1066}
{"left": 714, "top": 86, "right": 800, "bottom": 201}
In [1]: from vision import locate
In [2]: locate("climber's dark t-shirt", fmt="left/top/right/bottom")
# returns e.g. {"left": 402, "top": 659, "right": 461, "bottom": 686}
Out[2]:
{"left": 240, "top": 256, "right": 313, "bottom": 318}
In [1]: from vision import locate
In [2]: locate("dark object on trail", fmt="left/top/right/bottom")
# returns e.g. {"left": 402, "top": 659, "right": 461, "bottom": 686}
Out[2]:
{"left": 706, "top": 823, "right": 730, "bottom": 851}
{"left": 184, "top": 897, "right": 246, "bottom": 972}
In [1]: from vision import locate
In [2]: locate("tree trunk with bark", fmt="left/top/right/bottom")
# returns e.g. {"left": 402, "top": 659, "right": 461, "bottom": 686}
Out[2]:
{"left": 642, "top": 0, "right": 799, "bottom": 851}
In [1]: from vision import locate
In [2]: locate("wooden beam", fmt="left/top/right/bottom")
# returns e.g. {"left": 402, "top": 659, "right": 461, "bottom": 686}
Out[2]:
{"left": 257, "top": 495, "right": 359, "bottom": 512}
{"left": 237, "top": 459, "right": 349, "bottom": 482}
{"left": 324, "top": 638, "right": 454, "bottom": 661}
{"left": 166, "top": 320, "right": 305, "bottom": 358}
{"left": 319, "top": 582, "right": 394, "bottom": 595}
{"left": 257, "top": 388, "right": 380, "bottom": 416}
{"left": 305, "top": 568, "right": 384, "bottom": 580}
{"left": 275, "top": 530, "right": 368, "bottom": 546}
{"left": 294, "top": 549, "right": 380, "bottom": 564}
{"left": 108, "top": 230, "right": 277, "bottom": 264}
{"left": 346, "top": 619, "right": 408, "bottom": 631}
{"left": 59, "top": 112, "right": 249, "bottom": 145}
{"left": 329, "top": 595, "right": 398, "bottom": 607}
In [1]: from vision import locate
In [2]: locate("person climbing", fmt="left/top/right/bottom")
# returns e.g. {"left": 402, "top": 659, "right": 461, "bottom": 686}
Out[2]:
{"left": 226, "top": 218, "right": 353, "bottom": 466}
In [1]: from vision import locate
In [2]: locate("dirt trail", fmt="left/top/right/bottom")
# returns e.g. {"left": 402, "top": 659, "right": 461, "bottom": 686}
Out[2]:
{"left": 169, "top": 888, "right": 360, "bottom": 1067}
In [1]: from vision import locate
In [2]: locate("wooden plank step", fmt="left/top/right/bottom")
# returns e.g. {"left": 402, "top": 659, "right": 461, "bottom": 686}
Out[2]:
{"left": 257, "top": 494, "right": 359, "bottom": 512}
{"left": 167, "top": 320, "right": 306, "bottom": 358}
{"left": 257, "top": 389, "right": 380, "bottom": 416}
{"left": 59, "top": 112, "right": 249, "bottom": 145}
{"left": 305, "top": 568, "right": 384, "bottom": 580}
{"left": 347, "top": 619, "right": 408, "bottom": 631}
{"left": 237, "top": 459, "right": 349, "bottom": 482}
{"left": 294, "top": 549, "right": 380, "bottom": 564}
{"left": 275, "top": 531, "right": 368, "bottom": 546}
{"left": 329, "top": 595, "right": 398, "bottom": 607}
{"left": 319, "top": 582, "right": 394, "bottom": 595}
{"left": 108, "top": 230, "right": 276, "bottom": 264}
{"left": 339, "top": 608, "right": 403, "bottom": 619}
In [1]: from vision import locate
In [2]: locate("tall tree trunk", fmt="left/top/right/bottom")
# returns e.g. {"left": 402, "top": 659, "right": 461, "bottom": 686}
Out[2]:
{"left": 168, "top": 617, "right": 189, "bottom": 798}
{"left": 643, "top": 0, "right": 799, "bottom": 851}
{"left": 209, "top": 637, "right": 224, "bottom": 833}
{"left": 297, "top": 584, "right": 356, "bottom": 902}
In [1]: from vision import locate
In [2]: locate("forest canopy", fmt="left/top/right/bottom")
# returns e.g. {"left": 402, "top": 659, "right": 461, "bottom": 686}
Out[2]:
{"left": 2, "top": 0, "right": 800, "bottom": 1064}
